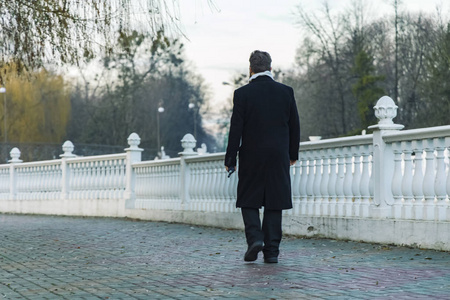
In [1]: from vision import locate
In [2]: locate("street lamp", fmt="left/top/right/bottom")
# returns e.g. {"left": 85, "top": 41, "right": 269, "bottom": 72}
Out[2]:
{"left": 156, "top": 106, "right": 164, "bottom": 157}
{"left": 188, "top": 102, "right": 197, "bottom": 139}
{"left": 0, "top": 87, "right": 6, "bottom": 144}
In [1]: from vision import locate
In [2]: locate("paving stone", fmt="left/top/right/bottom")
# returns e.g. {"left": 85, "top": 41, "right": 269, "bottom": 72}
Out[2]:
{"left": 0, "top": 214, "right": 450, "bottom": 299}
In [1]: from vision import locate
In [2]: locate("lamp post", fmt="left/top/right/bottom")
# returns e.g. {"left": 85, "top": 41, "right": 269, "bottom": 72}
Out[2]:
{"left": 188, "top": 102, "right": 197, "bottom": 139}
{"left": 0, "top": 87, "right": 6, "bottom": 144}
{"left": 156, "top": 106, "right": 164, "bottom": 156}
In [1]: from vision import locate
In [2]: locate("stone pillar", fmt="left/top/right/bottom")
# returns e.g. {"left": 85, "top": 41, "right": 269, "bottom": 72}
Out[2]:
{"left": 8, "top": 147, "right": 22, "bottom": 200}
{"left": 179, "top": 134, "right": 198, "bottom": 208}
{"left": 60, "top": 141, "right": 76, "bottom": 200}
{"left": 124, "top": 133, "right": 143, "bottom": 209}
{"left": 368, "top": 96, "right": 404, "bottom": 218}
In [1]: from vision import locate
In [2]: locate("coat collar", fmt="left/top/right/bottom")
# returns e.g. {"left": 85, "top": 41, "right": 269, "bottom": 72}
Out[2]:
{"left": 249, "top": 70, "right": 274, "bottom": 83}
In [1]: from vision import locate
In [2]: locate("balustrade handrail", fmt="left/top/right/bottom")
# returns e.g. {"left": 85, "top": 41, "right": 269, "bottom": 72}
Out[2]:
{"left": 14, "top": 159, "right": 62, "bottom": 167}
{"left": 66, "top": 153, "right": 127, "bottom": 163}
{"left": 184, "top": 152, "right": 225, "bottom": 163}
{"left": 133, "top": 157, "right": 181, "bottom": 168}
{"left": 382, "top": 125, "right": 450, "bottom": 143}
{"left": 299, "top": 134, "right": 373, "bottom": 151}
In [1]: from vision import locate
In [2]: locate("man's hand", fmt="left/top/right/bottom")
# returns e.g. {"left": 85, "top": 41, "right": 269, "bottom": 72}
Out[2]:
{"left": 290, "top": 160, "right": 297, "bottom": 166}
{"left": 226, "top": 166, "right": 236, "bottom": 178}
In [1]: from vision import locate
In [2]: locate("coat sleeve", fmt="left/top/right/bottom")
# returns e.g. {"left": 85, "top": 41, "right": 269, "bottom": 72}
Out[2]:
{"left": 225, "top": 90, "right": 245, "bottom": 167}
{"left": 288, "top": 88, "right": 300, "bottom": 161}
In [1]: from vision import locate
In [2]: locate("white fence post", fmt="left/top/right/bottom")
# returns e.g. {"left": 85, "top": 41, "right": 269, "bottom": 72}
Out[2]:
{"left": 8, "top": 147, "right": 22, "bottom": 199}
{"left": 179, "top": 134, "right": 198, "bottom": 209}
{"left": 125, "top": 133, "right": 143, "bottom": 209}
{"left": 60, "top": 141, "right": 76, "bottom": 200}
{"left": 368, "top": 96, "right": 404, "bottom": 218}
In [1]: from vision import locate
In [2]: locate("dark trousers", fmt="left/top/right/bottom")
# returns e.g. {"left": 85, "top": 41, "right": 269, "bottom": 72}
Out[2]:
{"left": 241, "top": 208, "right": 282, "bottom": 258}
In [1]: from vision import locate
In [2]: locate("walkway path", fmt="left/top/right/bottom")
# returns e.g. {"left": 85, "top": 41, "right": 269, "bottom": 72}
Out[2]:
{"left": 0, "top": 214, "right": 449, "bottom": 299}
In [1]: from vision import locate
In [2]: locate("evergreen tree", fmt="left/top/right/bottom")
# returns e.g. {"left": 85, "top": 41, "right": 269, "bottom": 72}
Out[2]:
{"left": 351, "top": 50, "right": 385, "bottom": 131}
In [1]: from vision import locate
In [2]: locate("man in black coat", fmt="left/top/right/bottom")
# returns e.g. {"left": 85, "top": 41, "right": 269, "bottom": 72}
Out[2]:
{"left": 225, "top": 50, "right": 300, "bottom": 263}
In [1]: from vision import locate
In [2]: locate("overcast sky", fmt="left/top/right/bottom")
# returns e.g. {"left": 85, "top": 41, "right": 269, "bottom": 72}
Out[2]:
{"left": 178, "top": 0, "right": 448, "bottom": 113}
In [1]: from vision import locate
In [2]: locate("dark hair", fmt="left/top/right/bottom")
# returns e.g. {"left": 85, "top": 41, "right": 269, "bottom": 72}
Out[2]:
{"left": 249, "top": 50, "right": 272, "bottom": 73}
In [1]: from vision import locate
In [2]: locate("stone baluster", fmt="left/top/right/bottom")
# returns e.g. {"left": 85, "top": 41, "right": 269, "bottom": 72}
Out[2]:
{"left": 111, "top": 160, "right": 118, "bottom": 197}
{"left": 368, "top": 145, "right": 374, "bottom": 200}
{"left": 216, "top": 162, "right": 226, "bottom": 212}
{"left": 118, "top": 159, "right": 125, "bottom": 198}
{"left": 194, "top": 166, "right": 202, "bottom": 208}
{"left": 412, "top": 140, "right": 424, "bottom": 219}
{"left": 214, "top": 162, "right": 223, "bottom": 212}
{"left": 360, "top": 145, "right": 371, "bottom": 217}
{"left": 304, "top": 152, "right": 314, "bottom": 215}
{"left": 162, "top": 165, "right": 168, "bottom": 200}
{"left": 391, "top": 142, "right": 403, "bottom": 218}
{"left": 291, "top": 160, "right": 301, "bottom": 215}
{"left": 343, "top": 147, "right": 353, "bottom": 216}
{"left": 312, "top": 151, "right": 322, "bottom": 197}
{"left": 201, "top": 163, "right": 209, "bottom": 210}
{"left": 306, "top": 152, "right": 315, "bottom": 198}
{"left": 208, "top": 162, "right": 217, "bottom": 211}
{"left": 335, "top": 148, "right": 345, "bottom": 216}
{"left": 327, "top": 149, "right": 338, "bottom": 216}
{"left": 292, "top": 159, "right": 301, "bottom": 199}
{"left": 434, "top": 138, "right": 447, "bottom": 221}
{"left": 422, "top": 139, "right": 435, "bottom": 220}
{"left": 299, "top": 155, "right": 308, "bottom": 215}
{"left": 351, "top": 146, "right": 362, "bottom": 217}
{"left": 446, "top": 137, "right": 450, "bottom": 221}
{"left": 168, "top": 165, "right": 174, "bottom": 203}
{"left": 401, "top": 141, "right": 414, "bottom": 219}
{"left": 312, "top": 150, "right": 323, "bottom": 216}
{"left": 171, "top": 165, "right": 178, "bottom": 201}
{"left": 96, "top": 160, "right": 103, "bottom": 198}
{"left": 320, "top": 150, "right": 330, "bottom": 216}
{"left": 85, "top": 161, "right": 92, "bottom": 197}
{"left": 229, "top": 163, "right": 239, "bottom": 212}
{"left": 189, "top": 163, "right": 199, "bottom": 209}
{"left": 69, "top": 162, "right": 77, "bottom": 198}
{"left": 105, "top": 160, "right": 112, "bottom": 197}
{"left": 174, "top": 164, "right": 180, "bottom": 202}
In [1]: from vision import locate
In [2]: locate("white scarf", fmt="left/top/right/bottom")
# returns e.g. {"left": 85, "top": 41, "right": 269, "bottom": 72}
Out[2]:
{"left": 249, "top": 70, "right": 274, "bottom": 82}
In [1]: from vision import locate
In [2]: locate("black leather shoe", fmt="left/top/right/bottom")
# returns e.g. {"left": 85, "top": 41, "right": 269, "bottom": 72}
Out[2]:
{"left": 264, "top": 257, "right": 278, "bottom": 263}
{"left": 244, "top": 241, "right": 263, "bottom": 262}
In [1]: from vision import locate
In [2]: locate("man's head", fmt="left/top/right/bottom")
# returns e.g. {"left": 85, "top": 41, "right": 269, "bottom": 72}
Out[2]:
{"left": 249, "top": 50, "right": 272, "bottom": 75}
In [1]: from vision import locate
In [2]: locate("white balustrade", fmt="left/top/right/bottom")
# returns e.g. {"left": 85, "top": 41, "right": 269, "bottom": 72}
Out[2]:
{"left": 68, "top": 154, "right": 126, "bottom": 200}
{"left": 0, "top": 166, "right": 9, "bottom": 199}
{"left": 134, "top": 158, "right": 181, "bottom": 210}
{"left": 1, "top": 99, "right": 450, "bottom": 225}
{"left": 15, "top": 161, "right": 62, "bottom": 200}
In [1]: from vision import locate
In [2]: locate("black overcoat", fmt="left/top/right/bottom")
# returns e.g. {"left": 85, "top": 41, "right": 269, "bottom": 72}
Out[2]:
{"left": 225, "top": 75, "right": 300, "bottom": 210}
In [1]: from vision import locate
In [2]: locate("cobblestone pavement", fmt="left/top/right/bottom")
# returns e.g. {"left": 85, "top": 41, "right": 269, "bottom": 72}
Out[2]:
{"left": 0, "top": 214, "right": 449, "bottom": 300}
